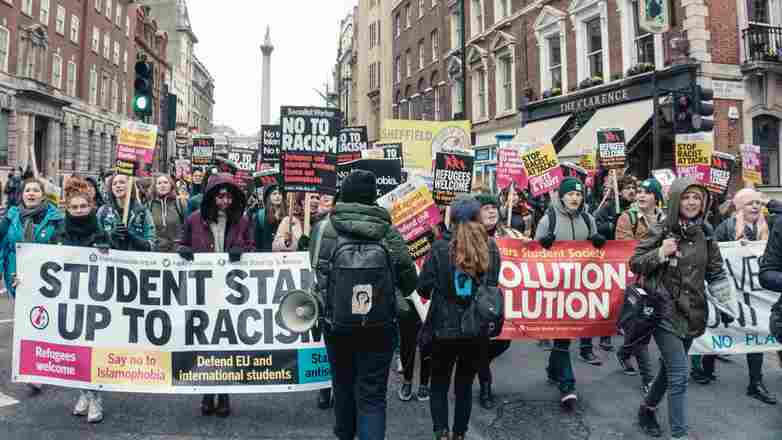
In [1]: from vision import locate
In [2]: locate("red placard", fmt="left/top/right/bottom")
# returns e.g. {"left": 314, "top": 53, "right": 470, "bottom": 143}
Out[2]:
{"left": 496, "top": 239, "right": 636, "bottom": 339}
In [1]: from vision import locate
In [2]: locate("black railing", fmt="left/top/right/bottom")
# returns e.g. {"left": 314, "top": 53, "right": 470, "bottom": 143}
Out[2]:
{"left": 743, "top": 25, "right": 782, "bottom": 63}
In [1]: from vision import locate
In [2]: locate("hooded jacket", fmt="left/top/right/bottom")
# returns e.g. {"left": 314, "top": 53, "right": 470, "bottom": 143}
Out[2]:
{"left": 630, "top": 178, "right": 727, "bottom": 339}
{"left": 534, "top": 196, "right": 597, "bottom": 242}
{"left": 254, "top": 185, "right": 283, "bottom": 252}
{"left": 178, "top": 173, "right": 254, "bottom": 253}
{"left": 0, "top": 203, "right": 63, "bottom": 296}
{"left": 148, "top": 195, "right": 184, "bottom": 252}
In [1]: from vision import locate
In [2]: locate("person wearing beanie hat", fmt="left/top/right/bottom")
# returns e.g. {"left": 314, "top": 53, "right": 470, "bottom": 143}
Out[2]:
{"left": 341, "top": 169, "right": 378, "bottom": 205}
{"left": 418, "top": 194, "right": 501, "bottom": 440}
{"left": 614, "top": 177, "right": 666, "bottom": 390}
{"left": 534, "top": 176, "right": 604, "bottom": 410}
{"left": 306, "top": 171, "right": 417, "bottom": 440}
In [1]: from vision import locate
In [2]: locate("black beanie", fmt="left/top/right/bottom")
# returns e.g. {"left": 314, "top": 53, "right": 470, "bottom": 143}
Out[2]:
{"left": 341, "top": 170, "right": 377, "bottom": 205}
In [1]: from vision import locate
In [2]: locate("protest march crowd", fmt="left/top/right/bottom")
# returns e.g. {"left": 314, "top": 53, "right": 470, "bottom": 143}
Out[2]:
{"left": 3, "top": 137, "right": 782, "bottom": 440}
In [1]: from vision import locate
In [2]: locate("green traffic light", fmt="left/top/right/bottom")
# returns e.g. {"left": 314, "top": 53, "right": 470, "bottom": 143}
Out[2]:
{"left": 133, "top": 94, "right": 151, "bottom": 114}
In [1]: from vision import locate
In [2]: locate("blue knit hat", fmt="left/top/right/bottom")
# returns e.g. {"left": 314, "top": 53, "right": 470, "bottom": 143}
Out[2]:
{"left": 640, "top": 177, "right": 664, "bottom": 203}
{"left": 450, "top": 195, "right": 481, "bottom": 225}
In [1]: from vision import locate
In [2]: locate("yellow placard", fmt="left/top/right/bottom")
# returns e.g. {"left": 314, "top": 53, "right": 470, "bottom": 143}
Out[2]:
{"left": 118, "top": 121, "right": 159, "bottom": 150}
{"left": 579, "top": 147, "right": 596, "bottom": 171}
{"left": 91, "top": 348, "right": 172, "bottom": 387}
{"left": 675, "top": 133, "right": 713, "bottom": 167}
{"left": 380, "top": 120, "right": 471, "bottom": 171}
{"left": 521, "top": 143, "right": 559, "bottom": 178}
{"left": 391, "top": 186, "right": 435, "bottom": 224}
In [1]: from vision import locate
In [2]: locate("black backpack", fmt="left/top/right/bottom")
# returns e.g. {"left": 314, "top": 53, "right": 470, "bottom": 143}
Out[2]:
{"left": 314, "top": 219, "right": 397, "bottom": 334}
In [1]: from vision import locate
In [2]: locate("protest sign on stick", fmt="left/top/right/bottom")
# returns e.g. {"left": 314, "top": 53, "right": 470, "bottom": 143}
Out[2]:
{"left": 521, "top": 143, "right": 562, "bottom": 197}
{"left": 432, "top": 151, "right": 474, "bottom": 205}
{"left": 115, "top": 121, "right": 158, "bottom": 223}
{"left": 12, "top": 244, "right": 331, "bottom": 394}
{"left": 707, "top": 152, "right": 735, "bottom": 195}
{"left": 228, "top": 145, "right": 259, "bottom": 188}
{"left": 496, "top": 146, "right": 528, "bottom": 191}
{"left": 596, "top": 128, "right": 626, "bottom": 170}
{"left": 337, "top": 127, "right": 368, "bottom": 164}
{"left": 280, "top": 106, "right": 340, "bottom": 195}
{"left": 260, "top": 125, "right": 282, "bottom": 164}
{"left": 740, "top": 143, "right": 762, "bottom": 186}
{"left": 191, "top": 136, "right": 215, "bottom": 167}
{"left": 675, "top": 132, "right": 713, "bottom": 185}
{"left": 363, "top": 143, "right": 404, "bottom": 168}
{"left": 337, "top": 159, "right": 403, "bottom": 198}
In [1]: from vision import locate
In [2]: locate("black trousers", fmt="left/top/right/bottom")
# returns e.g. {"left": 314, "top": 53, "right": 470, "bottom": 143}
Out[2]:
{"left": 430, "top": 338, "right": 483, "bottom": 435}
{"left": 478, "top": 339, "right": 511, "bottom": 384}
{"left": 399, "top": 310, "right": 431, "bottom": 385}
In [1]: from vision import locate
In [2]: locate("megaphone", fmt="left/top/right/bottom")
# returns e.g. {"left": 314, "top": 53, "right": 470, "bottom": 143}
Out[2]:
{"left": 277, "top": 289, "right": 321, "bottom": 333}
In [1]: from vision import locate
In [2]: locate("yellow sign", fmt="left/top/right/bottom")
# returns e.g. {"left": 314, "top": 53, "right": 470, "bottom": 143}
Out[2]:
{"left": 91, "top": 348, "right": 171, "bottom": 387}
{"left": 380, "top": 120, "right": 471, "bottom": 171}
{"left": 118, "top": 121, "right": 159, "bottom": 150}
{"left": 521, "top": 143, "right": 559, "bottom": 177}
{"left": 675, "top": 133, "right": 713, "bottom": 167}
{"left": 579, "top": 146, "right": 596, "bottom": 171}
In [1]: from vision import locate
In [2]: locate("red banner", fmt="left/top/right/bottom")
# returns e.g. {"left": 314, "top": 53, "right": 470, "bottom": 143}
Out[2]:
{"left": 497, "top": 239, "right": 637, "bottom": 339}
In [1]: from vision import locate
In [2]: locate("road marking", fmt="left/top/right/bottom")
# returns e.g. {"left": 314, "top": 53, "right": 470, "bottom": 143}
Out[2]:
{"left": 0, "top": 319, "right": 13, "bottom": 324}
{"left": 0, "top": 392, "right": 19, "bottom": 408}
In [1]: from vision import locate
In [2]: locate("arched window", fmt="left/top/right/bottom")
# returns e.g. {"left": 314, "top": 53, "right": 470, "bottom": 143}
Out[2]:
{"left": 417, "top": 78, "right": 427, "bottom": 120}
{"left": 393, "top": 91, "right": 401, "bottom": 119}
{"left": 431, "top": 71, "right": 440, "bottom": 121}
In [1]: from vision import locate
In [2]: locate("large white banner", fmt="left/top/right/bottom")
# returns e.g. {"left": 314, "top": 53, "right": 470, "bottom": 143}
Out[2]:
{"left": 691, "top": 241, "right": 782, "bottom": 355}
{"left": 12, "top": 244, "right": 330, "bottom": 394}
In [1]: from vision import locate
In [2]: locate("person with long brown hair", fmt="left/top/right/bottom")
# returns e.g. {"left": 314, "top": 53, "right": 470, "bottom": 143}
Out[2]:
{"left": 147, "top": 173, "right": 184, "bottom": 252}
{"left": 253, "top": 184, "right": 286, "bottom": 252}
{"left": 417, "top": 195, "right": 501, "bottom": 440}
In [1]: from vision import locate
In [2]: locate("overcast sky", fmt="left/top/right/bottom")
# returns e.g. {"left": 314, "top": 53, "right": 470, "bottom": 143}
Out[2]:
{"left": 187, "top": 0, "right": 356, "bottom": 136}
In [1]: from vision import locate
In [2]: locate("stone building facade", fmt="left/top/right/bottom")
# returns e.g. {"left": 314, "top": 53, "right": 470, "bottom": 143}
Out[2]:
{"left": 191, "top": 54, "right": 213, "bottom": 134}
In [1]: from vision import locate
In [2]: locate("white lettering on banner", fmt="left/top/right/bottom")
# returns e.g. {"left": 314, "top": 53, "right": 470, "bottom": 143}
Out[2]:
{"left": 691, "top": 241, "right": 782, "bottom": 355}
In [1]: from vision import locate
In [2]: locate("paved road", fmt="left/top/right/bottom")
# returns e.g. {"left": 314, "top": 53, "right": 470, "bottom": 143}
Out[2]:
{"left": 1, "top": 294, "right": 781, "bottom": 439}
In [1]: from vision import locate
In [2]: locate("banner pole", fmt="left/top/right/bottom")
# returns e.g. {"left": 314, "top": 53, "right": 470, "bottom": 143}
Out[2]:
{"left": 122, "top": 176, "right": 134, "bottom": 225}
{"left": 507, "top": 183, "right": 514, "bottom": 228}
{"left": 612, "top": 169, "right": 621, "bottom": 215}
{"left": 303, "top": 193, "right": 312, "bottom": 237}
{"left": 445, "top": 205, "right": 451, "bottom": 230}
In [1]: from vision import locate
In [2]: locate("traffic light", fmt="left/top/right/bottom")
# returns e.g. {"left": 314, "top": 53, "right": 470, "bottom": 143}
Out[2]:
{"left": 691, "top": 85, "right": 714, "bottom": 132}
{"left": 133, "top": 60, "right": 153, "bottom": 116}
{"left": 674, "top": 94, "right": 693, "bottom": 133}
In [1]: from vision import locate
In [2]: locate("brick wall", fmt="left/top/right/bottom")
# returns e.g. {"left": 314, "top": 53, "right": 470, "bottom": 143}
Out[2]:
{"left": 707, "top": 0, "right": 740, "bottom": 65}
{"left": 713, "top": 98, "right": 743, "bottom": 153}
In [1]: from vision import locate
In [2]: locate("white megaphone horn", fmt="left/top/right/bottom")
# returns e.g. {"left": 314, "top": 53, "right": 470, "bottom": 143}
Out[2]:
{"left": 277, "top": 289, "right": 322, "bottom": 333}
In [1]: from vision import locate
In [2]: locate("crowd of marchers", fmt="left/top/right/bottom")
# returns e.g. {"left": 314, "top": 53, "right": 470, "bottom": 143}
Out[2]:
{"left": 3, "top": 159, "right": 782, "bottom": 440}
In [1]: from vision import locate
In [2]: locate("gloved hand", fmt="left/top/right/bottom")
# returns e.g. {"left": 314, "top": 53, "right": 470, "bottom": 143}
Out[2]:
{"left": 127, "top": 230, "right": 151, "bottom": 251}
{"left": 111, "top": 224, "right": 129, "bottom": 243}
{"left": 228, "top": 247, "right": 242, "bottom": 263}
{"left": 178, "top": 247, "right": 195, "bottom": 261}
{"left": 590, "top": 234, "right": 607, "bottom": 249}
{"left": 539, "top": 234, "right": 556, "bottom": 249}
{"left": 94, "top": 242, "right": 110, "bottom": 254}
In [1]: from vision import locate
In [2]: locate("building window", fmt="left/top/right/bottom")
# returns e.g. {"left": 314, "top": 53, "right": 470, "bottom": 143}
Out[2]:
{"left": 91, "top": 27, "right": 99, "bottom": 52}
{"left": 586, "top": 18, "right": 603, "bottom": 79}
{"left": 419, "top": 0, "right": 425, "bottom": 18}
{"left": 452, "top": 81, "right": 463, "bottom": 117}
{"left": 369, "top": 22, "right": 376, "bottom": 48}
{"left": 40, "top": 0, "right": 50, "bottom": 25}
{"left": 418, "top": 40, "right": 425, "bottom": 69}
{"left": 125, "top": 16, "right": 130, "bottom": 37}
{"left": 748, "top": 0, "right": 770, "bottom": 24}
{"left": 51, "top": 53, "right": 62, "bottom": 88}
{"left": 70, "top": 15, "right": 79, "bottom": 43}
{"left": 431, "top": 29, "right": 439, "bottom": 61}
{"left": 406, "top": 49, "right": 411, "bottom": 77}
{"left": 471, "top": 0, "right": 484, "bottom": 37}
{"left": 89, "top": 65, "right": 98, "bottom": 105}
{"left": 451, "top": 11, "right": 462, "bottom": 50}
{"left": 105, "top": 0, "right": 111, "bottom": 19}
{"left": 405, "top": 4, "right": 411, "bottom": 28}
{"left": 548, "top": 35, "right": 562, "bottom": 89}
{"left": 101, "top": 74, "right": 109, "bottom": 108}
{"left": 496, "top": 0, "right": 510, "bottom": 21}
{"left": 0, "top": 26, "right": 8, "bottom": 72}
{"left": 113, "top": 41, "right": 119, "bottom": 65}
{"left": 499, "top": 55, "right": 513, "bottom": 112}
{"left": 115, "top": 3, "right": 122, "bottom": 26}
{"left": 103, "top": 35, "right": 110, "bottom": 59}
{"left": 0, "top": 111, "right": 9, "bottom": 166}
{"left": 67, "top": 61, "right": 76, "bottom": 96}
{"left": 474, "top": 68, "right": 487, "bottom": 118}
{"left": 56, "top": 5, "right": 65, "bottom": 34}
{"left": 432, "top": 0, "right": 438, "bottom": 6}
{"left": 122, "top": 87, "right": 127, "bottom": 116}
{"left": 111, "top": 77, "right": 118, "bottom": 113}
{"left": 123, "top": 50, "right": 127, "bottom": 73}
{"left": 632, "top": 1, "right": 655, "bottom": 65}
{"left": 754, "top": 115, "right": 780, "bottom": 186}
{"left": 22, "top": 0, "right": 32, "bottom": 16}
{"left": 395, "top": 13, "right": 400, "bottom": 37}
{"left": 434, "top": 86, "right": 441, "bottom": 120}
{"left": 95, "top": 0, "right": 101, "bottom": 13}
{"left": 394, "top": 56, "right": 401, "bottom": 84}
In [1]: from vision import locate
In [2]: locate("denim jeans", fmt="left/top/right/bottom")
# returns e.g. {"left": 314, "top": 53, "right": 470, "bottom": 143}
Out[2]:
{"left": 547, "top": 339, "right": 576, "bottom": 393}
{"left": 644, "top": 327, "right": 693, "bottom": 438}
{"left": 430, "top": 338, "right": 483, "bottom": 435}
{"left": 326, "top": 331, "right": 394, "bottom": 440}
